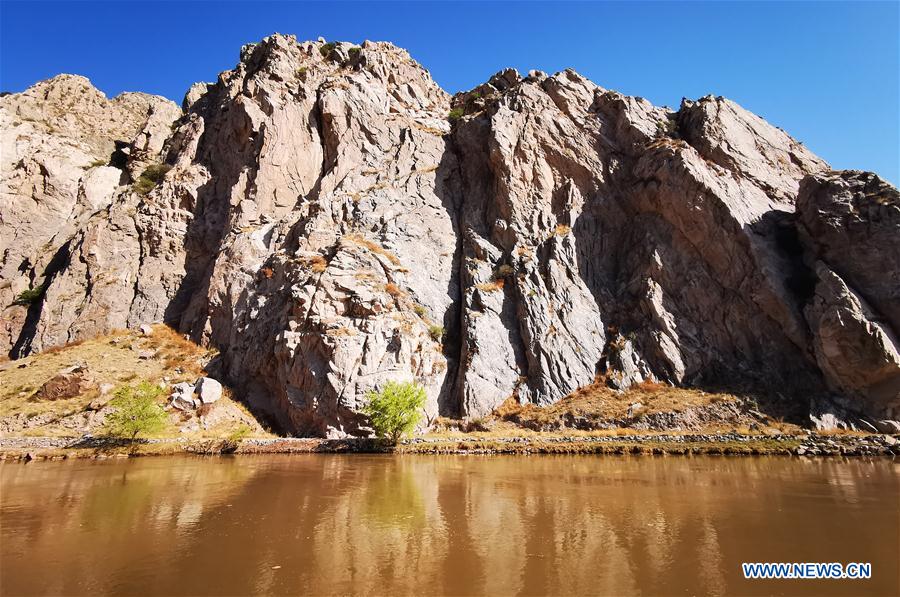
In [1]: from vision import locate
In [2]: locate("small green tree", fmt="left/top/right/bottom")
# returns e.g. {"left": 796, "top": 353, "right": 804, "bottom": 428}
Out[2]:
{"left": 363, "top": 381, "right": 426, "bottom": 444}
{"left": 104, "top": 382, "right": 168, "bottom": 443}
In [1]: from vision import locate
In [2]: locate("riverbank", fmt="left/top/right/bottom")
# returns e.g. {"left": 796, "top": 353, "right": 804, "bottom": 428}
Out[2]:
{"left": 2, "top": 431, "right": 897, "bottom": 461}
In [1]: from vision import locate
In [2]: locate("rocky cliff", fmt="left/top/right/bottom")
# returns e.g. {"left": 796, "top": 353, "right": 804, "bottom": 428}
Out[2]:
{"left": 2, "top": 34, "right": 897, "bottom": 436}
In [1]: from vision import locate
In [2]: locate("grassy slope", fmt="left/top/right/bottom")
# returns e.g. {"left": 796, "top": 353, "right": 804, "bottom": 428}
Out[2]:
{"left": 4, "top": 327, "right": 875, "bottom": 461}
{"left": 0, "top": 325, "right": 269, "bottom": 440}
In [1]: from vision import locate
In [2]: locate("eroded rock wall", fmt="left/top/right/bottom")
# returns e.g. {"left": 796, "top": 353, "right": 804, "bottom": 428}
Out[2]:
{"left": 1, "top": 34, "right": 896, "bottom": 434}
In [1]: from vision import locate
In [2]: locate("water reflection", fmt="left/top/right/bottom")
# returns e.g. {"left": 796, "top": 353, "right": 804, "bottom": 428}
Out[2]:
{"left": 2, "top": 456, "right": 898, "bottom": 596}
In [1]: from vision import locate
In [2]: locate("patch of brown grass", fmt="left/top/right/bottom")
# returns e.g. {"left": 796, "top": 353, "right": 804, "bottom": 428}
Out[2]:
{"left": 384, "top": 283, "right": 404, "bottom": 298}
{"left": 484, "top": 379, "right": 749, "bottom": 432}
{"left": 476, "top": 279, "right": 505, "bottom": 292}
{"left": 41, "top": 339, "right": 85, "bottom": 356}
{"left": 413, "top": 124, "right": 445, "bottom": 136}
{"left": 815, "top": 427, "right": 869, "bottom": 437}
{"left": 147, "top": 325, "right": 207, "bottom": 378}
{"left": 305, "top": 254, "right": 328, "bottom": 273}
{"left": 343, "top": 233, "right": 401, "bottom": 266}
{"left": 327, "top": 326, "right": 357, "bottom": 337}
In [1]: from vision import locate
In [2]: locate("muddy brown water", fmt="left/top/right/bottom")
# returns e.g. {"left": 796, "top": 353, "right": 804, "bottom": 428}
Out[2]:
{"left": 1, "top": 455, "right": 897, "bottom": 596}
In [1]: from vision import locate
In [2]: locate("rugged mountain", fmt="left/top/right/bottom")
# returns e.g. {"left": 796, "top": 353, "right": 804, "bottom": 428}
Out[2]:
{"left": 0, "top": 75, "right": 180, "bottom": 353}
{"left": 1, "top": 34, "right": 897, "bottom": 436}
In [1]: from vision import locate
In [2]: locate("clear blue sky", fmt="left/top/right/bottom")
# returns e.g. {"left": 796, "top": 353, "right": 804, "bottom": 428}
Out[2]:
{"left": 2, "top": 1, "right": 898, "bottom": 182}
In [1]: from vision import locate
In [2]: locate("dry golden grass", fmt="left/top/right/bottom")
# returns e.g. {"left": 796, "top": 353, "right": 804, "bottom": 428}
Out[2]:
{"left": 354, "top": 271, "right": 378, "bottom": 282}
{"left": 2, "top": 333, "right": 156, "bottom": 419}
{"left": 145, "top": 325, "right": 209, "bottom": 378}
{"left": 412, "top": 122, "right": 445, "bottom": 136}
{"left": 327, "top": 326, "right": 358, "bottom": 337}
{"left": 384, "top": 283, "right": 404, "bottom": 298}
{"left": 554, "top": 224, "right": 571, "bottom": 236}
{"left": 814, "top": 427, "right": 871, "bottom": 437}
{"left": 421, "top": 425, "right": 646, "bottom": 441}
{"left": 645, "top": 137, "right": 690, "bottom": 152}
{"left": 342, "top": 233, "right": 401, "bottom": 265}
{"left": 476, "top": 278, "right": 505, "bottom": 292}
{"left": 304, "top": 254, "right": 328, "bottom": 273}
{"left": 40, "top": 339, "right": 85, "bottom": 356}
{"left": 484, "top": 379, "right": 755, "bottom": 432}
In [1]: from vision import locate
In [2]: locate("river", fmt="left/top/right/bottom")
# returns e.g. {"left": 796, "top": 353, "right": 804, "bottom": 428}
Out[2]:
{"left": 1, "top": 455, "right": 897, "bottom": 596}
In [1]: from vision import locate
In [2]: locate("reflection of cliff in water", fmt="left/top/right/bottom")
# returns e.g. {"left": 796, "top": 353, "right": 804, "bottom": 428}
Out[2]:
{"left": 1, "top": 457, "right": 260, "bottom": 595}
{"left": 1, "top": 456, "right": 898, "bottom": 596}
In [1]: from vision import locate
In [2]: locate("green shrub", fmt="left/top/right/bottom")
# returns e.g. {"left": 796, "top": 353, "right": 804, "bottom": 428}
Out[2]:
{"left": 319, "top": 42, "right": 336, "bottom": 58}
{"left": 142, "top": 163, "right": 172, "bottom": 183}
{"left": 296, "top": 66, "right": 308, "bottom": 77}
{"left": 228, "top": 424, "right": 252, "bottom": 442}
{"left": 87, "top": 159, "right": 107, "bottom": 169}
{"left": 134, "top": 164, "right": 172, "bottom": 195}
{"left": 221, "top": 424, "right": 252, "bottom": 453}
{"left": 656, "top": 118, "right": 679, "bottom": 139}
{"left": 104, "top": 382, "right": 168, "bottom": 442}
{"left": 363, "top": 381, "right": 426, "bottom": 444}
{"left": 448, "top": 108, "right": 464, "bottom": 122}
{"left": 493, "top": 264, "right": 514, "bottom": 279}
{"left": 428, "top": 325, "right": 444, "bottom": 343}
{"left": 348, "top": 47, "right": 361, "bottom": 60}
{"left": 13, "top": 284, "right": 46, "bottom": 306}
{"left": 413, "top": 304, "right": 428, "bottom": 319}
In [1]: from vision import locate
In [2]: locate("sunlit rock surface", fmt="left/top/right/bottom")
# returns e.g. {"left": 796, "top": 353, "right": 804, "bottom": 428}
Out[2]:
{"left": 1, "top": 34, "right": 896, "bottom": 434}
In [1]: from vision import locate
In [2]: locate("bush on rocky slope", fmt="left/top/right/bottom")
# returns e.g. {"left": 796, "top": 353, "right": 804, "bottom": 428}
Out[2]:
{"left": 104, "top": 381, "right": 169, "bottom": 442}
{"left": 363, "top": 381, "right": 427, "bottom": 444}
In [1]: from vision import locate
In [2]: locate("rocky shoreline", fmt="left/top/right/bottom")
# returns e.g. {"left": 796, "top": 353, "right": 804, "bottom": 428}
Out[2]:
{"left": 1, "top": 432, "right": 897, "bottom": 460}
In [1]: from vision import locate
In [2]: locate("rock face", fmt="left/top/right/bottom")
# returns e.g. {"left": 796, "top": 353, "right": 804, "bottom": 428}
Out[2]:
{"left": 798, "top": 171, "right": 900, "bottom": 421}
{"left": 1, "top": 34, "right": 897, "bottom": 435}
{"left": 0, "top": 75, "right": 181, "bottom": 355}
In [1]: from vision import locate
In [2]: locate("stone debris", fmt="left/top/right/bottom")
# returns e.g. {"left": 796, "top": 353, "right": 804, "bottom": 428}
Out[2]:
{"left": 169, "top": 382, "right": 198, "bottom": 411}
{"left": 196, "top": 377, "right": 222, "bottom": 404}
{"left": 169, "top": 377, "right": 222, "bottom": 410}
{"left": 33, "top": 368, "right": 94, "bottom": 401}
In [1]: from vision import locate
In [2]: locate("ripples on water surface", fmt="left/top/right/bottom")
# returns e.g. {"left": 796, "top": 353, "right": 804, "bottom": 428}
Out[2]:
{"left": 1, "top": 455, "right": 897, "bottom": 596}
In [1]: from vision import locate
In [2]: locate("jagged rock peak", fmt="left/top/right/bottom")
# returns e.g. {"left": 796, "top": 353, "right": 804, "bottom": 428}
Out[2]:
{"left": 0, "top": 73, "right": 179, "bottom": 157}
{"left": 190, "top": 34, "right": 449, "bottom": 117}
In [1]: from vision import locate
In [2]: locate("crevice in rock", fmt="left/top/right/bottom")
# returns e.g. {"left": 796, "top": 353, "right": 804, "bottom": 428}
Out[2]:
{"left": 434, "top": 134, "right": 465, "bottom": 418}
{"left": 759, "top": 210, "right": 817, "bottom": 308}
{"left": 10, "top": 240, "right": 71, "bottom": 358}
